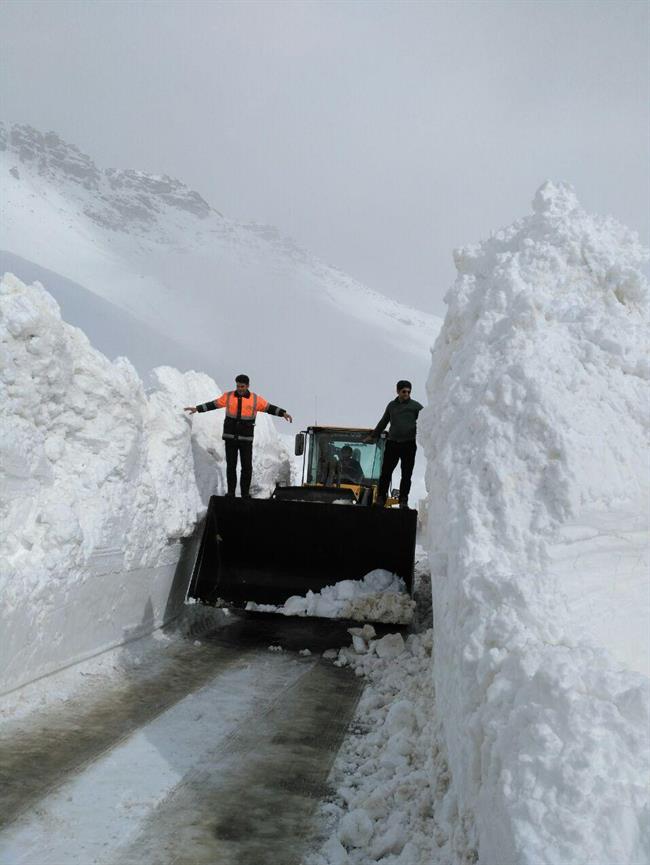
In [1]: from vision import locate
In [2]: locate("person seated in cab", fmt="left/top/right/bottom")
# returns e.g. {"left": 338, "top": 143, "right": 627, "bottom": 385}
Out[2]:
{"left": 338, "top": 445, "right": 364, "bottom": 484}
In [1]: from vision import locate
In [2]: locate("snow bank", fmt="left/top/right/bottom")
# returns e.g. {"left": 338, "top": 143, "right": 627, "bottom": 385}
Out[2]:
{"left": 548, "top": 505, "right": 649, "bottom": 677}
{"left": 420, "top": 183, "right": 649, "bottom": 865}
{"left": 246, "top": 569, "right": 415, "bottom": 624}
{"left": 0, "top": 274, "right": 288, "bottom": 696}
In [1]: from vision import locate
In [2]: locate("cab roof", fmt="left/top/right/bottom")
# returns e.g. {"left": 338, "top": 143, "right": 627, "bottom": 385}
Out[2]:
{"left": 305, "top": 426, "right": 375, "bottom": 434}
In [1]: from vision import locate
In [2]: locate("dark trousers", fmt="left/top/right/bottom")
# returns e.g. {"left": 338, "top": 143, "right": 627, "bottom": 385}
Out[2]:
{"left": 225, "top": 439, "right": 253, "bottom": 496}
{"left": 378, "top": 439, "right": 417, "bottom": 501}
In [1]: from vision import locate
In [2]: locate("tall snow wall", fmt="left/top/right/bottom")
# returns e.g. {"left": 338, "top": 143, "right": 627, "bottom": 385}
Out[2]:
{"left": 0, "top": 274, "right": 289, "bottom": 696}
{"left": 421, "top": 183, "right": 649, "bottom": 865}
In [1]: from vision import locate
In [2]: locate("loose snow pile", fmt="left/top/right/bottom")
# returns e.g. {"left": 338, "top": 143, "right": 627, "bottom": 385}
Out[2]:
{"left": 305, "top": 628, "right": 445, "bottom": 865}
{"left": 246, "top": 569, "right": 415, "bottom": 624}
{"left": 0, "top": 274, "right": 288, "bottom": 695}
{"left": 420, "top": 183, "right": 649, "bottom": 865}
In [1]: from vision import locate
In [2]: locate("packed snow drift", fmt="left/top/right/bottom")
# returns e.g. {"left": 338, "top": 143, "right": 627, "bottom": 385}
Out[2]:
{"left": 0, "top": 274, "right": 289, "bottom": 695}
{"left": 421, "top": 182, "right": 649, "bottom": 865}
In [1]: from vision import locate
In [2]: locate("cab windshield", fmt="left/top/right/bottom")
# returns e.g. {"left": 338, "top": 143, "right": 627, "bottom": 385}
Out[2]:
{"left": 307, "top": 432, "right": 384, "bottom": 486}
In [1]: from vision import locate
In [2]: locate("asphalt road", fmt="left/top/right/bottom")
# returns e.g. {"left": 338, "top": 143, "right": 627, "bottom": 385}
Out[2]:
{"left": 0, "top": 612, "right": 367, "bottom": 865}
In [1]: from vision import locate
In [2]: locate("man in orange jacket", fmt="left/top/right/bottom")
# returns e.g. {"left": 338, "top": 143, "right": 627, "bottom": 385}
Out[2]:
{"left": 184, "top": 374, "right": 292, "bottom": 497}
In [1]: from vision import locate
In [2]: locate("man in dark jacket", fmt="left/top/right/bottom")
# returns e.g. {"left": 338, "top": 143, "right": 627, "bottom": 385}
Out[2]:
{"left": 184, "top": 374, "right": 292, "bottom": 497}
{"left": 366, "top": 380, "right": 423, "bottom": 509}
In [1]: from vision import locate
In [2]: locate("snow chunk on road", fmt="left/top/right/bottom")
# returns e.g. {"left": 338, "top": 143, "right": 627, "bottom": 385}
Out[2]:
{"left": 372, "top": 632, "right": 405, "bottom": 660}
{"left": 420, "top": 182, "right": 649, "bottom": 865}
{"left": 338, "top": 809, "right": 374, "bottom": 848}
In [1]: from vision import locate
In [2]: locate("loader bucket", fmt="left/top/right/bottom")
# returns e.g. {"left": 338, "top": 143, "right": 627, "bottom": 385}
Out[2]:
{"left": 188, "top": 495, "right": 417, "bottom": 607}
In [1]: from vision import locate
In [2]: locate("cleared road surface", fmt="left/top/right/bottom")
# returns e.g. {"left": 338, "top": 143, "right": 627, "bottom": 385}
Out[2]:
{"left": 0, "top": 613, "right": 366, "bottom": 865}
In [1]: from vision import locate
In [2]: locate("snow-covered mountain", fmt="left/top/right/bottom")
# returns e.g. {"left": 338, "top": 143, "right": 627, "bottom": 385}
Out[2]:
{"left": 0, "top": 123, "right": 441, "bottom": 425}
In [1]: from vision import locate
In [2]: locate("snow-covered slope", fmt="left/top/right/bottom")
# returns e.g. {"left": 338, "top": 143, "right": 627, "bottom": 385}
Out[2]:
{"left": 0, "top": 274, "right": 289, "bottom": 696}
{"left": 421, "top": 183, "right": 649, "bottom": 865}
{"left": 0, "top": 249, "right": 217, "bottom": 377}
{"left": 0, "top": 123, "right": 441, "bottom": 424}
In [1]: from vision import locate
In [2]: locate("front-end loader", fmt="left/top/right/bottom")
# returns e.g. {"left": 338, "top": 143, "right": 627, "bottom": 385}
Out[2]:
{"left": 187, "top": 426, "right": 417, "bottom": 609}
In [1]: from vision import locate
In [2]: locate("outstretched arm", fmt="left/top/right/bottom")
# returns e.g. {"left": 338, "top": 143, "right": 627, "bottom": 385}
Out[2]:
{"left": 184, "top": 394, "right": 228, "bottom": 415}
{"left": 271, "top": 406, "right": 293, "bottom": 423}
{"left": 364, "top": 406, "right": 390, "bottom": 441}
{"left": 258, "top": 396, "right": 292, "bottom": 423}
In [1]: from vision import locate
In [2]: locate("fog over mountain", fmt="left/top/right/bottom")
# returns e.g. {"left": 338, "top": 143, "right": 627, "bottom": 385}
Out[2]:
{"left": 2, "top": 1, "right": 647, "bottom": 314}
{"left": 0, "top": 123, "right": 441, "bottom": 427}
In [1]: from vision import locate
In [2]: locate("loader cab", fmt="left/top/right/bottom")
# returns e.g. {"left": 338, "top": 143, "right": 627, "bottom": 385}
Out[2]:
{"left": 295, "top": 427, "right": 386, "bottom": 500}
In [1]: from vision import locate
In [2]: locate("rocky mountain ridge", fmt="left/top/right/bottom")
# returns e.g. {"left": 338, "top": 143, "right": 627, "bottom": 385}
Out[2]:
{"left": 1, "top": 122, "right": 214, "bottom": 232}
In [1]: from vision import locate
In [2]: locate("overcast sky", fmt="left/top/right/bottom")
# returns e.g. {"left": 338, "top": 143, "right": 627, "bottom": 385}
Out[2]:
{"left": 1, "top": 0, "right": 648, "bottom": 315}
